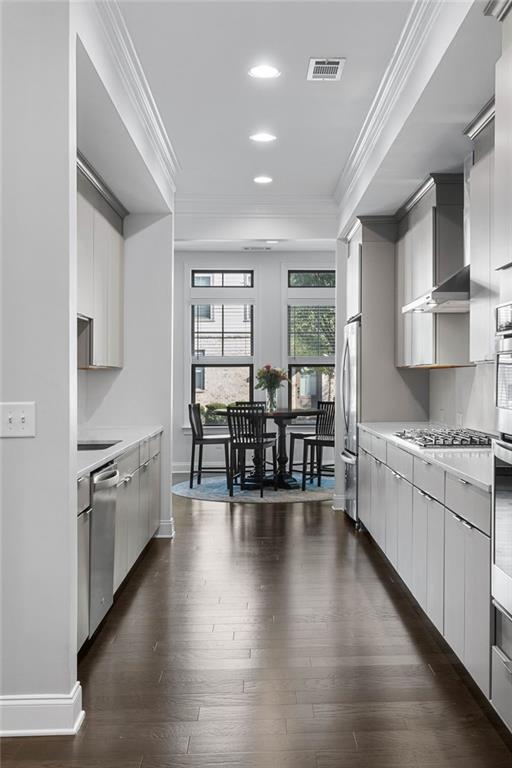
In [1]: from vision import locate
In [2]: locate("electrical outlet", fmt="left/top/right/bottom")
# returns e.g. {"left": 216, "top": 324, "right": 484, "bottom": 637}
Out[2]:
{"left": 0, "top": 402, "right": 36, "bottom": 437}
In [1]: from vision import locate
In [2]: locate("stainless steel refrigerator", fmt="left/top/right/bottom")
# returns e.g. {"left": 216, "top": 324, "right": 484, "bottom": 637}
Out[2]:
{"left": 340, "top": 318, "right": 360, "bottom": 522}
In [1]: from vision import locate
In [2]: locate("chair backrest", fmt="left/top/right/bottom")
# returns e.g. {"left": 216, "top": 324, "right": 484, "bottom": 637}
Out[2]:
{"left": 316, "top": 401, "right": 335, "bottom": 436}
{"left": 188, "top": 403, "right": 204, "bottom": 440}
{"left": 227, "top": 404, "right": 265, "bottom": 445}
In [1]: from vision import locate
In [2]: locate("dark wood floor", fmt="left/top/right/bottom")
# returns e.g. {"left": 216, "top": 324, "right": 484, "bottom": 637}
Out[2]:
{"left": 3, "top": 494, "right": 512, "bottom": 767}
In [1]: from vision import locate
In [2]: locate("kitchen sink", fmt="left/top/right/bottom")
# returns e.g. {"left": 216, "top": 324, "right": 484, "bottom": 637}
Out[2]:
{"left": 77, "top": 441, "right": 121, "bottom": 451}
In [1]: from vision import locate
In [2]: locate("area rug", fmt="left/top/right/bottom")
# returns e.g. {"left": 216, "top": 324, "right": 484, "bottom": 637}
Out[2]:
{"left": 172, "top": 473, "right": 334, "bottom": 504}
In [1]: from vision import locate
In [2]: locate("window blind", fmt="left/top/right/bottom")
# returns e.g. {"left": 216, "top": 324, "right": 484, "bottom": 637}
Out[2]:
{"left": 288, "top": 305, "right": 335, "bottom": 357}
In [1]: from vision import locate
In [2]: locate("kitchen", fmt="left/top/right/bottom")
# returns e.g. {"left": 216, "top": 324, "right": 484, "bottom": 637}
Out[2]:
{"left": 3, "top": 0, "right": 512, "bottom": 764}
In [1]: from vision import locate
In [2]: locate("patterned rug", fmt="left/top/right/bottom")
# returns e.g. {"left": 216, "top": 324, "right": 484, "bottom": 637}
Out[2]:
{"left": 172, "top": 473, "right": 334, "bottom": 504}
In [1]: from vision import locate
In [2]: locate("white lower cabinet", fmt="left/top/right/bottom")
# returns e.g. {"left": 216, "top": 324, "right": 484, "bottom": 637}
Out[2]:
{"left": 396, "top": 475, "right": 413, "bottom": 591}
{"left": 426, "top": 497, "right": 445, "bottom": 634}
{"left": 384, "top": 467, "right": 399, "bottom": 569}
{"left": 412, "top": 489, "right": 428, "bottom": 611}
{"left": 358, "top": 449, "right": 372, "bottom": 531}
{"left": 148, "top": 450, "right": 161, "bottom": 538}
{"left": 443, "top": 508, "right": 491, "bottom": 696}
{"left": 370, "top": 457, "right": 386, "bottom": 550}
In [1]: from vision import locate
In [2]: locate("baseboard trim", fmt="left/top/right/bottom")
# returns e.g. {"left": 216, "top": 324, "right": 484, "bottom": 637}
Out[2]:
{"left": 155, "top": 518, "right": 176, "bottom": 538}
{"left": 0, "top": 681, "right": 84, "bottom": 737}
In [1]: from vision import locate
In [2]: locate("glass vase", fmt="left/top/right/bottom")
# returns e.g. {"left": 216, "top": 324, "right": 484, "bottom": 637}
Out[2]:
{"left": 265, "top": 388, "right": 278, "bottom": 413}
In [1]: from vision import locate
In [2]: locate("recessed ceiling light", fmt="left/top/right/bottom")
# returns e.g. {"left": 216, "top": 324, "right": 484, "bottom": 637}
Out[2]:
{"left": 248, "top": 64, "right": 281, "bottom": 79}
{"left": 254, "top": 175, "right": 273, "bottom": 184}
{"left": 266, "top": 240, "right": 279, "bottom": 244}
{"left": 250, "top": 132, "right": 277, "bottom": 143}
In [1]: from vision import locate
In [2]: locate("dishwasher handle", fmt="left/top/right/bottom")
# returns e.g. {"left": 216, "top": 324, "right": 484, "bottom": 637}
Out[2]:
{"left": 93, "top": 468, "right": 119, "bottom": 489}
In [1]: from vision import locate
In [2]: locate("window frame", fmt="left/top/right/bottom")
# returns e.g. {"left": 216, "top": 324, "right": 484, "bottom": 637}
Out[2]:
{"left": 191, "top": 269, "right": 254, "bottom": 288}
{"left": 190, "top": 363, "right": 254, "bottom": 410}
{"left": 288, "top": 269, "right": 336, "bottom": 289}
{"left": 191, "top": 303, "right": 254, "bottom": 359}
{"left": 287, "top": 363, "right": 336, "bottom": 411}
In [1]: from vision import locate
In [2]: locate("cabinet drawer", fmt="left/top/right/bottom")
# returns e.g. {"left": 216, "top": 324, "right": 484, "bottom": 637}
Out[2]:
{"left": 445, "top": 474, "right": 491, "bottom": 536}
{"left": 117, "top": 444, "right": 140, "bottom": 477}
{"left": 140, "top": 437, "right": 150, "bottom": 464}
{"left": 359, "top": 429, "right": 372, "bottom": 454}
{"left": 372, "top": 435, "right": 387, "bottom": 463}
{"left": 491, "top": 646, "right": 512, "bottom": 732}
{"left": 387, "top": 443, "right": 413, "bottom": 482}
{"left": 150, "top": 433, "right": 161, "bottom": 458}
{"left": 413, "top": 458, "right": 445, "bottom": 503}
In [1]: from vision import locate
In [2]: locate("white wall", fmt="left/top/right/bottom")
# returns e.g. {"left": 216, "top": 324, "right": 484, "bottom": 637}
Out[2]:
{"left": 429, "top": 362, "right": 496, "bottom": 433}
{"left": 78, "top": 214, "right": 174, "bottom": 535}
{"left": 172, "top": 250, "right": 335, "bottom": 471}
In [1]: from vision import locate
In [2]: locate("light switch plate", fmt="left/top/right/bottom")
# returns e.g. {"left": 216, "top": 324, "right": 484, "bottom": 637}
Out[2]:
{"left": 0, "top": 402, "right": 36, "bottom": 437}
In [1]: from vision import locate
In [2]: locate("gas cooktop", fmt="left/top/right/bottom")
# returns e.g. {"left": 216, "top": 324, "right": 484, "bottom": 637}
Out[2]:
{"left": 393, "top": 427, "right": 492, "bottom": 448}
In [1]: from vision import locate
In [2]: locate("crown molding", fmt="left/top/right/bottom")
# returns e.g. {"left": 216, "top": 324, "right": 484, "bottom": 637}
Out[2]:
{"left": 94, "top": 1, "right": 180, "bottom": 194}
{"left": 463, "top": 97, "right": 495, "bottom": 139}
{"left": 484, "top": 0, "right": 512, "bottom": 21}
{"left": 334, "top": 0, "right": 443, "bottom": 207}
{"left": 175, "top": 194, "right": 339, "bottom": 220}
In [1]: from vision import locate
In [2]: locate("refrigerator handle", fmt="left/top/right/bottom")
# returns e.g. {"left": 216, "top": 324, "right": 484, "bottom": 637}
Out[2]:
{"left": 341, "top": 339, "right": 349, "bottom": 432}
{"left": 340, "top": 450, "right": 356, "bottom": 465}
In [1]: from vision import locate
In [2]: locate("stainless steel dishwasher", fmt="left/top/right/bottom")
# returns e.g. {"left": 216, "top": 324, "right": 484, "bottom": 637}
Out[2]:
{"left": 89, "top": 463, "right": 119, "bottom": 635}
{"left": 77, "top": 474, "right": 91, "bottom": 651}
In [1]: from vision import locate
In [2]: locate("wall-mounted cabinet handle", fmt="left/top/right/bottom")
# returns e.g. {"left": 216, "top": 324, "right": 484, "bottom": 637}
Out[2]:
{"left": 458, "top": 478, "right": 469, "bottom": 485}
{"left": 418, "top": 490, "right": 426, "bottom": 497}
{"left": 451, "top": 512, "right": 462, "bottom": 522}
{"left": 462, "top": 520, "right": 472, "bottom": 530}
{"left": 422, "top": 460, "right": 431, "bottom": 466}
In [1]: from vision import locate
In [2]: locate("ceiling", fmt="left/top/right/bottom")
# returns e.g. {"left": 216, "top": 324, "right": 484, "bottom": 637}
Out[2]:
{"left": 120, "top": 0, "right": 414, "bottom": 202}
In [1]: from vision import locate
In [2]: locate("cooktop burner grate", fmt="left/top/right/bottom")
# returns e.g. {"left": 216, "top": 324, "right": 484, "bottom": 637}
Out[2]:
{"left": 393, "top": 427, "right": 492, "bottom": 448}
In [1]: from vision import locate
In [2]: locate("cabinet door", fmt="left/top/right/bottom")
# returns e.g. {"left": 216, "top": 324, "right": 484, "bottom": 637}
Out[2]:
{"left": 77, "top": 193, "right": 94, "bottom": 318}
{"left": 358, "top": 450, "right": 372, "bottom": 531}
{"left": 126, "top": 469, "right": 141, "bottom": 569}
{"left": 427, "top": 498, "right": 445, "bottom": 634}
{"left": 108, "top": 228, "right": 124, "bottom": 368}
{"left": 397, "top": 476, "right": 413, "bottom": 590}
{"left": 77, "top": 510, "right": 90, "bottom": 651}
{"left": 411, "top": 195, "right": 434, "bottom": 298}
{"left": 384, "top": 467, "right": 398, "bottom": 568}
{"left": 370, "top": 458, "right": 386, "bottom": 550}
{"left": 494, "top": 47, "right": 512, "bottom": 271}
{"left": 464, "top": 524, "right": 491, "bottom": 696}
{"left": 411, "top": 312, "right": 434, "bottom": 366}
{"left": 92, "top": 211, "right": 110, "bottom": 367}
{"left": 470, "top": 149, "right": 492, "bottom": 362}
{"left": 444, "top": 510, "right": 465, "bottom": 660}
{"left": 148, "top": 451, "right": 161, "bottom": 538}
{"left": 114, "top": 475, "right": 129, "bottom": 592}
{"left": 346, "top": 240, "right": 361, "bottom": 321}
{"left": 395, "top": 232, "right": 413, "bottom": 367}
{"left": 139, "top": 460, "right": 151, "bottom": 552}
{"left": 412, "top": 488, "right": 428, "bottom": 610}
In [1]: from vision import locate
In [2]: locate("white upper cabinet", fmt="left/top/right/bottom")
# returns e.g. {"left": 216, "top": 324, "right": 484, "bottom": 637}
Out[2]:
{"left": 77, "top": 188, "right": 124, "bottom": 369}
{"left": 77, "top": 193, "right": 94, "bottom": 319}
{"left": 466, "top": 113, "right": 498, "bottom": 362}
{"left": 495, "top": 48, "right": 512, "bottom": 272}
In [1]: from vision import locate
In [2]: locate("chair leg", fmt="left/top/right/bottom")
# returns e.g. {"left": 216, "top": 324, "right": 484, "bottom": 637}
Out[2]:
{"left": 241, "top": 449, "right": 246, "bottom": 487}
{"left": 197, "top": 444, "right": 203, "bottom": 485}
{"left": 289, "top": 434, "right": 295, "bottom": 474}
{"left": 224, "top": 442, "right": 230, "bottom": 489}
{"left": 317, "top": 445, "right": 323, "bottom": 487}
{"left": 272, "top": 445, "right": 278, "bottom": 491}
{"left": 309, "top": 443, "right": 315, "bottom": 483}
{"left": 259, "top": 447, "right": 264, "bottom": 498}
{"left": 302, "top": 443, "right": 308, "bottom": 492}
{"left": 189, "top": 441, "right": 196, "bottom": 489}
{"left": 229, "top": 445, "right": 235, "bottom": 497}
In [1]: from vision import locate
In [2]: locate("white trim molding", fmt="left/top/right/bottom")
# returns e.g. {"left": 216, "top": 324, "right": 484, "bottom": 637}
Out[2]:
{"left": 155, "top": 519, "right": 176, "bottom": 539}
{"left": 332, "top": 494, "right": 347, "bottom": 512}
{"left": 94, "top": 0, "right": 180, "bottom": 193}
{"left": 484, "top": 0, "right": 512, "bottom": 21}
{"left": 335, "top": 0, "right": 443, "bottom": 208}
{"left": 0, "top": 682, "right": 84, "bottom": 737}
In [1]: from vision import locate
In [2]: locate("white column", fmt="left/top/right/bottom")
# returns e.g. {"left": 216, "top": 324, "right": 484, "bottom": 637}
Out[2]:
{"left": 0, "top": 1, "right": 82, "bottom": 735}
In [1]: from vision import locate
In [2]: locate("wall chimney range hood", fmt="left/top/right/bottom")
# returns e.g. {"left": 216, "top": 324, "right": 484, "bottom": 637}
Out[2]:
{"left": 402, "top": 265, "right": 470, "bottom": 314}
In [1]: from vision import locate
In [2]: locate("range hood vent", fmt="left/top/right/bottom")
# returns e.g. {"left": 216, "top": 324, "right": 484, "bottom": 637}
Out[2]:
{"left": 402, "top": 265, "right": 470, "bottom": 314}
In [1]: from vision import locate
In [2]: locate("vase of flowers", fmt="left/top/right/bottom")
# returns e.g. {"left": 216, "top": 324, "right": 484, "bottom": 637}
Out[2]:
{"left": 255, "top": 365, "right": 289, "bottom": 412}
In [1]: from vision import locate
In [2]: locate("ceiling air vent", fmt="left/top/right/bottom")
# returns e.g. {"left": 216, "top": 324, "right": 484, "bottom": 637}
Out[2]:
{"left": 243, "top": 246, "right": 272, "bottom": 252}
{"left": 307, "top": 57, "right": 345, "bottom": 81}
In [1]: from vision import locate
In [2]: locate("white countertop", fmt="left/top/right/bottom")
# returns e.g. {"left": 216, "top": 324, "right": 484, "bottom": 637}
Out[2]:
{"left": 76, "top": 425, "right": 163, "bottom": 477}
{"left": 359, "top": 422, "right": 493, "bottom": 492}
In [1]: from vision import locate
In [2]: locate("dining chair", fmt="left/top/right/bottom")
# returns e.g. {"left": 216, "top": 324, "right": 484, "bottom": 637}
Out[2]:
{"left": 300, "top": 401, "right": 335, "bottom": 490}
{"left": 188, "top": 403, "right": 230, "bottom": 489}
{"left": 289, "top": 401, "right": 333, "bottom": 475}
{"left": 227, "top": 405, "right": 278, "bottom": 498}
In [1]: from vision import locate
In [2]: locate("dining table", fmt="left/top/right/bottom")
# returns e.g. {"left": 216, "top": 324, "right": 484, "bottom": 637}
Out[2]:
{"left": 215, "top": 407, "right": 320, "bottom": 490}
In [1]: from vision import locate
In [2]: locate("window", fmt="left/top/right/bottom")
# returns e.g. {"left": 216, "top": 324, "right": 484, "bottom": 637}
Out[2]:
{"left": 192, "top": 304, "right": 253, "bottom": 357}
{"left": 192, "top": 365, "right": 253, "bottom": 425}
{"left": 192, "top": 270, "right": 253, "bottom": 288}
{"left": 288, "top": 270, "right": 335, "bottom": 288}
{"left": 288, "top": 305, "right": 335, "bottom": 357}
{"left": 288, "top": 365, "right": 336, "bottom": 411}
